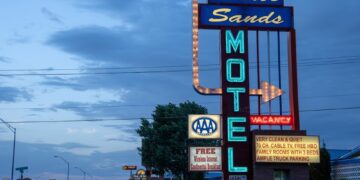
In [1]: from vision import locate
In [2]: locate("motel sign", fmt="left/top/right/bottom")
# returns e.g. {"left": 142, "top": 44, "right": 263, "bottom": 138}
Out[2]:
{"left": 190, "top": 0, "right": 309, "bottom": 179}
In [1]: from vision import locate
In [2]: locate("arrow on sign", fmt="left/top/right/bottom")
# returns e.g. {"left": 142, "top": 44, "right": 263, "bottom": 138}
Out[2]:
{"left": 250, "top": 81, "right": 284, "bottom": 103}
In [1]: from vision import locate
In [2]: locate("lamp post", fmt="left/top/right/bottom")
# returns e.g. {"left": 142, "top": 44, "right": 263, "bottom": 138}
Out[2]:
{"left": 87, "top": 173, "right": 93, "bottom": 180}
{"left": 74, "top": 167, "right": 86, "bottom": 180}
{"left": 0, "top": 118, "right": 16, "bottom": 180}
{"left": 54, "top": 155, "right": 70, "bottom": 180}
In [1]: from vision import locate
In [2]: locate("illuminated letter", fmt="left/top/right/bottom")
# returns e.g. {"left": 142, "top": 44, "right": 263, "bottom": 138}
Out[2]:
{"left": 228, "top": 117, "right": 247, "bottom": 142}
{"left": 226, "top": 58, "right": 245, "bottom": 83}
{"left": 227, "top": 88, "right": 246, "bottom": 112}
{"left": 229, "top": 15, "right": 242, "bottom": 23}
{"left": 209, "top": 8, "right": 230, "bottom": 22}
{"left": 272, "top": 15, "right": 284, "bottom": 24}
{"left": 226, "top": 30, "right": 245, "bottom": 54}
{"left": 228, "top": 147, "right": 248, "bottom": 172}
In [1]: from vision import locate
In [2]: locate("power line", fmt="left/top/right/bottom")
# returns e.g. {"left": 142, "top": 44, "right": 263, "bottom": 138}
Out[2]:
{"left": 0, "top": 59, "right": 358, "bottom": 77}
{"left": 0, "top": 92, "right": 359, "bottom": 111}
{"left": 3, "top": 105, "right": 360, "bottom": 124}
{"left": 0, "top": 55, "right": 358, "bottom": 76}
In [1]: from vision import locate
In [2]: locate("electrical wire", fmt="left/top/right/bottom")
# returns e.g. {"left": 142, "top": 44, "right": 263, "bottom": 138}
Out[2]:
{"left": 1, "top": 105, "right": 360, "bottom": 124}
{"left": 0, "top": 55, "right": 358, "bottom": 76}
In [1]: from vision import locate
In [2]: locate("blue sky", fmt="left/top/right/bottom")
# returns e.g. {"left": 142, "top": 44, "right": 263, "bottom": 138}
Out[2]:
{"left": 0, "top": 0, "right": 360, "bottom": 179}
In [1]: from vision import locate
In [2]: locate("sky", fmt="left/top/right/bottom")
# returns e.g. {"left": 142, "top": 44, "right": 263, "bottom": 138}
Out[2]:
{"left": 0, "top": 0, "right": 360, "bottom": 179}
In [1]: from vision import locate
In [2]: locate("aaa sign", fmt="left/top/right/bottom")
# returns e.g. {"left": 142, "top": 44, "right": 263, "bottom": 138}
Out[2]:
{"left": 188, "top": 115, "right": 221, "bottom": 139}
{"left": 255, "top": 135, "right": 320, "bottom": 163}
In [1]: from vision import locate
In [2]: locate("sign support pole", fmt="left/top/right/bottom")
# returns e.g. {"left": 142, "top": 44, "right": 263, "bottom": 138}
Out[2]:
{"left": 288, "top": 29, "right": 300, "bottom": 130}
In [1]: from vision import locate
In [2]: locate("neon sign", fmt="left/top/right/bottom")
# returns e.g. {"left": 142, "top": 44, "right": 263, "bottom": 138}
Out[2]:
{"left": 250, "top": 115, "right": 293, "bottom": 126}
{"left": 222, "top": 29, "right": 251, "bottom": 176}
{"left": 199, "top": 4, "right": 293, "bottom": 29}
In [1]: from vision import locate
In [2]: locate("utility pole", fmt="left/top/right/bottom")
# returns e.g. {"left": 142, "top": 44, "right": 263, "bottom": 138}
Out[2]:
{"left": 0, "top": 118, "right": 16, "bottom": 180}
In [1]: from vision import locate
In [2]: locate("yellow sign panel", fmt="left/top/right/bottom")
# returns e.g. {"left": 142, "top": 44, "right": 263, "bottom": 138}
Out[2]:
{"left": 188, "top": 115, "right": 221, "bottom": 139}
{"left": 255, "top": 135, "right": 320, "bottom": 163}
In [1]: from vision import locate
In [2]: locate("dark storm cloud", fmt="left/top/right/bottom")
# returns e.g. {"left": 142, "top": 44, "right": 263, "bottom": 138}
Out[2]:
{"left": 47, "top": 0, "right": 192, "bottom": 66}
{"left": 41, "top": 7, "right": 63, "bottom": 24}
{"left": 47, "top": 26, "right": 137, "bottom": 64}
{"left": 0, "top": 87, "right": 32, "bottom": 102}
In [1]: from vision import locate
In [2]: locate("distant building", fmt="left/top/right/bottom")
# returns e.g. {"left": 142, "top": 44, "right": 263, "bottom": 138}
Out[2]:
{"left": 330, "top": 146, "right": 360, "bottom": 179}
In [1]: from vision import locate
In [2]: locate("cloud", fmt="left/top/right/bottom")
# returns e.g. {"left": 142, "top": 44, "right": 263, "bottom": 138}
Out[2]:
{"left": 41, "top": 7, "right": 63, "bottom": 24}
{"left": 0, "top": 56, "right": 11, "bottom": 63}
{"left": 51, "top": 99, "right": 133, "bottom": 118}
{"left": 0, "top": 140, "right": 141, "bottom": 179}
{"left": 103, "top": 124, "right": 137, "bottom": 135}
{"left": 41, "top": 77, "right": 89, "bottom": 91}
{"left": 47, "top": 0, "right": 192, "bottom": 66}
{"left": 0, "top": 127, "right": 7, "bottom": 133}
{"left": 66, "top": 128, "right": 97, "bottom": 134}
{"left": 106, "top": 136, "right": 138, "bottom": 143}
{"left": 6, "top": 32, "right": 30, "bottom": 45}
{"left": 54, "top": 142, "right": 98, "bottom": 150}
{"left": 46, "top": 26, "right": 139, "bottom": 64}
{"left": 0, "top": 87, "right": 32, "bottom": 102}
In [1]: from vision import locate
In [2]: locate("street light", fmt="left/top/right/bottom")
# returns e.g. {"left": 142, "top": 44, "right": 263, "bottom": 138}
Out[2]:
{"left": 0, "top": 118, "right": 16, "bottom": 180}
{"left": 54, "top": 155, "right": 70, "bottom": 180}
{"left": 74, "top": 167, "right": 86, "bottom": 180}
{"left": 87, "top": 173, "right": 93, "bottom": 180}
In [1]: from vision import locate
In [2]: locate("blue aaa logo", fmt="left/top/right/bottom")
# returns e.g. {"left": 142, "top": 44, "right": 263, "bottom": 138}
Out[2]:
{"left": 192, "top": 117, "right": 218, "bottom": 136}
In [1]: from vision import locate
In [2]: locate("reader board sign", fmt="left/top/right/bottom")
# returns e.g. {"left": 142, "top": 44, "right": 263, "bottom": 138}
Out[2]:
{"left": 255, "top": 135, "right": 320, "bottom": 163}
{"left": 199, "top": 4, "right": 293, "bottom": 30}
{"left": 208, "top": 0, "right": 284, "bottom": 6}
{"left": 189, "top": 147, "right": 222, "bottom": 171}
{"left": 188, "top": 115, "right": 221, "bottom": 139}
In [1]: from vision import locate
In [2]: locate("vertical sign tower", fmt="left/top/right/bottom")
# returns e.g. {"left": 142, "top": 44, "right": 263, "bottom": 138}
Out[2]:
{"left": 221, "top": 29, "right": 252, "bottom": 179}
{"left": 190, "top": 0, "right": 313, "bottom": 179}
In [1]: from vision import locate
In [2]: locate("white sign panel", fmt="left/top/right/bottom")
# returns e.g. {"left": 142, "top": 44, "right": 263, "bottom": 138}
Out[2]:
{"left": 188, "top": 115, "right": 221, "bottom": 139}
{"left": 189, "top": 147, "right": 222, "bottom": 171}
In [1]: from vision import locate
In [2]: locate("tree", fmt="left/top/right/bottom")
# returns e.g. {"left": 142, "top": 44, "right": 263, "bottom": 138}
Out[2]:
{"left": 310, "top": 143, "right": 331, "bottom": 180}
{"left": 137, "top": 101, "right": 209, "bottom": 180}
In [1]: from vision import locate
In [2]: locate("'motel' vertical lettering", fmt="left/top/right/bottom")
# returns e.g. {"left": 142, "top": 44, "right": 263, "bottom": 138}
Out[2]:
{"left": 225, "top": 29, "right": 248, "bottom": 173}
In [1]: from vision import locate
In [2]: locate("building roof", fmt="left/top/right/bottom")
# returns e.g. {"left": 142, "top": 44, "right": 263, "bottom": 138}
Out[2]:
{"left": 328, "top": 149, "right": 351, "bottom": 160}
{"left": 330, "top": 146, "right": 360, "bottom": 165}
{"left": 338, "top": 146, "right": 360, "bottom": 160}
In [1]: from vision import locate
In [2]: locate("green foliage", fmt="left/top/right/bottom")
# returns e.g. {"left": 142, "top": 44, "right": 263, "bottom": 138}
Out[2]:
{"left": 310, "top": 145, "right": 331, "bottom": 180}
{"left": 137, "top": 101, "right": 210, "bottom": 179}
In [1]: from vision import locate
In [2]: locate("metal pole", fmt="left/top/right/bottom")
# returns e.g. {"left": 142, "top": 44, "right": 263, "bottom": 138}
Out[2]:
{"left": 67, "top": 163, "right": 70, "bottom": 180}
{"left": 0, "top": 118, "right": 16, "bottom": 180}
{"left": 54, "top": 155, "right": 70, "bottom": 180}
{"left": 75, "top": 167, "right": 86, "bottom": 180}
{"left": 11, "top": 128, "right": 16, "bottom": 180}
